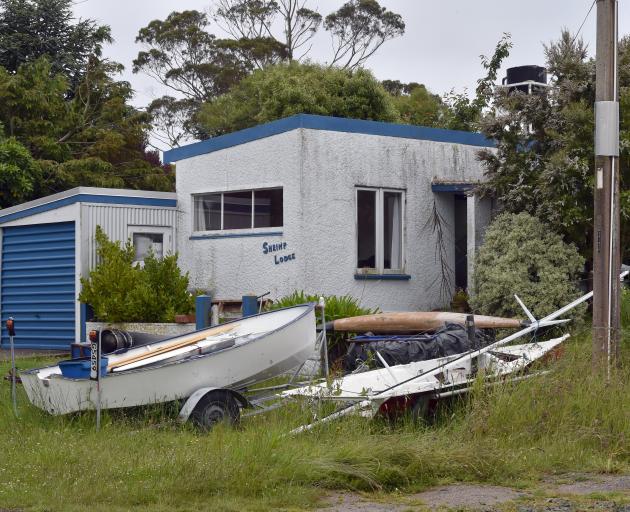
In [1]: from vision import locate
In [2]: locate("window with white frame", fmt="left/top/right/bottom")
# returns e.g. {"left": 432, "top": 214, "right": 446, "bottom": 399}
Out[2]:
{"left": 356, "top": 187, "right": 404, "bottom": 273}
{"left": 128, "top": 226, "right": 173, "bottom": 265}
{"left": 193, "top": 188, "right": 283, "bottom": 231}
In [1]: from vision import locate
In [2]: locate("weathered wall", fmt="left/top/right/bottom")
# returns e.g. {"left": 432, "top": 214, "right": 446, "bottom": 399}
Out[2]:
{"left": 175, "top": 130, "right": 304, "bottom": 299}
{"left": 175, "top": 128, "right": 490, "bottom": 311}
{"left": 298, "top": 129, "right": 483, "bottom": 311}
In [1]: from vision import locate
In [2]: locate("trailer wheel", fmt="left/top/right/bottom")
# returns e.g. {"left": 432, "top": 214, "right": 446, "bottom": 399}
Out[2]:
{"left": 190, "top": 390, "right": 240, "bottom": 430}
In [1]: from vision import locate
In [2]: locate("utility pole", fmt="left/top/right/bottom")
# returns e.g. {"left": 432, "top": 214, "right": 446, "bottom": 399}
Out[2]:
{"left": 592, "top": 0, "right": 620, "bottom": 372}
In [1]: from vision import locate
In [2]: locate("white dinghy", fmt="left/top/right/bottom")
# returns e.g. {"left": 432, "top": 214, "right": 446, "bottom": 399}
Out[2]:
{"left": 21, "top": 304, "right": 317, "bottom": 419}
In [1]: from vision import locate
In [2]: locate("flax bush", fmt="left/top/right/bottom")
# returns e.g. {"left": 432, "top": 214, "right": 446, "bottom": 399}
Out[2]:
{"left": 470, "top": 212, "right": 585, "bottom": 319}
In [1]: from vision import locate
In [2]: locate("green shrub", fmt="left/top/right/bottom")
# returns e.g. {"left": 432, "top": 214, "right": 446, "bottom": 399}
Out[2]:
{"left": 470, "top": 212, "right": 585, "bottom": 319}
{"left": 79, "top": 227, "right": 194, "bottom": 323}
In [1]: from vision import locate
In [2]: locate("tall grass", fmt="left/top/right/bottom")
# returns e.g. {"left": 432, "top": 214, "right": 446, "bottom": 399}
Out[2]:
{"left": 1, "top": 332, "right": 629, "bottom": 511}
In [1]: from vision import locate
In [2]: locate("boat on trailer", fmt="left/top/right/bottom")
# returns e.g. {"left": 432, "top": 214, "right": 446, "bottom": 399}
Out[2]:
{"left": 284, "top": 335, "right": 567, "bottom": 427}
{"left": 21, "top": 304, "right": 317, "bottom": 426}
{"left": 284, "top": 277, "right": 630, "bottom": 434}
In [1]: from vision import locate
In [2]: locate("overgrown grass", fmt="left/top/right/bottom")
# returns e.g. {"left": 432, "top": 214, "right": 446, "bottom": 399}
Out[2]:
{"left": 1, "top": 330, "right": 629, "bottom": 511}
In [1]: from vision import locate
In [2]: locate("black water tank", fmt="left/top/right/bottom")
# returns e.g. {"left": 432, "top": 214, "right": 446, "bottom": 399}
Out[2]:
{"left": 502, "top": 65, "right": 547, "bottom": 94}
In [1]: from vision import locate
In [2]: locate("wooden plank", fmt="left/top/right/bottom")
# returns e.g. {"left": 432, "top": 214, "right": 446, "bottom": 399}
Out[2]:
{"left": 107, "top": 323, "right": 238, "bottom": 371}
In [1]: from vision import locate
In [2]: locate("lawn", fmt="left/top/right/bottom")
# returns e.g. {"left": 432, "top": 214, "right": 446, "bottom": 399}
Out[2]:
{"left": 0, "top": 329, "right": 628, "bottom": 511}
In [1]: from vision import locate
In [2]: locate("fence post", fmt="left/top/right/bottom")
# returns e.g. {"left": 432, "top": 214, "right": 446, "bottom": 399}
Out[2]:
{"left": 242, "top": 294, "right": 258, "bottom": 318}
{"left": 195, "top": 295, "right": 212, "bottom": 330}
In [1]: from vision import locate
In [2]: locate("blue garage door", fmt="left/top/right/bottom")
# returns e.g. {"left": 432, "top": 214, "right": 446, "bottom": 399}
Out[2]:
{"left": 1, "top": 222, "right": 76, "bottom": 350}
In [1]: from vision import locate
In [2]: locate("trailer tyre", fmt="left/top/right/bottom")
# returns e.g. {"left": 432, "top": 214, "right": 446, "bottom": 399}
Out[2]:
{"left": 190, "top": 390, "right": 240, "bottom": 430}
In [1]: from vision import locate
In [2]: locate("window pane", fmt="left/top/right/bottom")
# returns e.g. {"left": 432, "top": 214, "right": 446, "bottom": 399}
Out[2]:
{"left": 194, "top": 194, "right": 221, "bottom": 231}
{"left": 383, "top": 192, "right": 402, "bottom": 269}
{"left": 223, "top": 191, "right": 252, "bottom": 229}
{"left": 133, "top": 233, "right": 164, "bottom": 261}
{"left": 254, "top": 189, "right": 283, "bottom": 228}
{"left": 357, "top": 190, "right": 376, "bottom": 269}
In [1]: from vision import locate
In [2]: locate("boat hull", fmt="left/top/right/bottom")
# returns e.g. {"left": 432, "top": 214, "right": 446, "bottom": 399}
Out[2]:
{"left": 22, "top": 305, "right": 316, "bottom": 415}
{"left": 284, "top": 338, "right": 566, "bottom": 402}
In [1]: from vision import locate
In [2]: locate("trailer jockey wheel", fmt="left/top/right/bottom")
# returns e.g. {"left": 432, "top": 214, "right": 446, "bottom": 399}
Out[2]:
{"left": 190, "top": 390, "right": 240, "bottom": 430}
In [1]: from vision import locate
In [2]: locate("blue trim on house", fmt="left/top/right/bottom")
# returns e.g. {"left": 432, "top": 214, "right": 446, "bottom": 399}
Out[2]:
{"left": 431, "top": 183, "right": 476, "bottom": 193}
{"left": 354, "top": 274, "right": 411, "bottom": 281}
{"left": 0, "top": 194, "right": 177, "bottom": 225}
{"left": 190, "top": 231, "right": 283, "bottom": 240}
{"left": 163, "top": 114, "right": 494, "bottom": 163}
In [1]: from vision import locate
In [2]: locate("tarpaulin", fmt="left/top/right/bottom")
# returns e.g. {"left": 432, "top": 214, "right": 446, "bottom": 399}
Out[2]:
{"left": 343, "top": 323, "right": 494, "bottom": 371}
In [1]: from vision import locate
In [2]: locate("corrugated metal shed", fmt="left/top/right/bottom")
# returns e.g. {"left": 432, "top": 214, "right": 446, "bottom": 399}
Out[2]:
{"left": 0, "top": 187, "right": 178, "bottom": 350}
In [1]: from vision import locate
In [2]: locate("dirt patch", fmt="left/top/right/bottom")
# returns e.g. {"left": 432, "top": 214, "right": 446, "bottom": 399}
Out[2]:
{"left": 412, "top": 484, "right": 525, "bottom": 509}
{"left": 552, "top": 475, "right": 630, "bottom": 496}
{"left": 322, "top": 474, "right": 630, "bottom": 511}
{"left": 323, "top": 492, "right": 408, "bottom": 512}
{"left": 516, "top": 497, "right": 630, "bottom": 512}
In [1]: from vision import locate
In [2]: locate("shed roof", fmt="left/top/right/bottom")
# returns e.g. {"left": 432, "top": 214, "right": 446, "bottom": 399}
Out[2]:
{"left": 0, "top": 187, "right": 177, "bottom": 225}
{"left": 163, "top": 113, "right": 494, "bottom": 164}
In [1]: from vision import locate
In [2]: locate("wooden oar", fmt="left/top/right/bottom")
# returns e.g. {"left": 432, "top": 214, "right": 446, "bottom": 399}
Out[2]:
{"left": 107, "top": 323, "right": 238, "bottom": 371}
{"left": 327, "top": 312, "right": 523, "bottom": 333}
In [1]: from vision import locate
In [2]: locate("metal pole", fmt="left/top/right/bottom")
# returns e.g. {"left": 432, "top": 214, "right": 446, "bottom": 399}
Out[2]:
{"left": 465, "top": 314, "right": 477, "bottom": 349}
{"left": 319, "top": 297, "right": 329, "bottom": 378}
{"left": 7, "top": 318, "right": 18, "bottom": 418}
{"left": 593, "top": 0, "right": 620, "bottom": 373}
{"left": 96, "top": 328, "right": 102, "bottom": 431}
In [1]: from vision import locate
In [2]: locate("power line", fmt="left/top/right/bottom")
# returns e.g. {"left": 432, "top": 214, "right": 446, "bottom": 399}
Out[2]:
{"left": 571, "top": 0, "right": 597, "bottom": 46}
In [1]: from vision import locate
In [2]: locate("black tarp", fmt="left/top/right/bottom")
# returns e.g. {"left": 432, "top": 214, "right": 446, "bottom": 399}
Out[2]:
{"left": 343, "top": 323, "right": 495, "bottom": 371}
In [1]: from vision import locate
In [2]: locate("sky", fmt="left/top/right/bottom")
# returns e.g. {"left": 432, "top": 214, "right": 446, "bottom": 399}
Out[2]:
{"left": 73, "top": 0, "right": 627, "bottom": 147}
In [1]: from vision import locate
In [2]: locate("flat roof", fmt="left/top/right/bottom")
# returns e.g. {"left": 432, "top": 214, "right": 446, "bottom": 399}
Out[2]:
{"left": 0, "top": 187, "right": 177, "bottom": 225}
{"left": 163, "top": 113, "right": 494, "bottom": 164}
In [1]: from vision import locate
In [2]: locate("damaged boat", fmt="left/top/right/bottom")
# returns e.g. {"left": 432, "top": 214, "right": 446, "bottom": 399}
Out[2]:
{"left": 284, "top": 282, "right": 620, "bottom": 433}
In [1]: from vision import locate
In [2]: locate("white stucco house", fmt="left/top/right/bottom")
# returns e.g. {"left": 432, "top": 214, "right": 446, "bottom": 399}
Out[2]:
{"left": 164, "top": 114, "right": 494, "bottom": 312}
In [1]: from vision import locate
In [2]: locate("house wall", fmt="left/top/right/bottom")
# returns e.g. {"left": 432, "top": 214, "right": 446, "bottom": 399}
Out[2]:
{"left": 297, "top": 129, "right": 485, "bottom": 311}
{"left": 175, "top": 127, "right": 490, "bottom": 311}
{"left": 176, "top": 130, "right": 303, "bottom": 299}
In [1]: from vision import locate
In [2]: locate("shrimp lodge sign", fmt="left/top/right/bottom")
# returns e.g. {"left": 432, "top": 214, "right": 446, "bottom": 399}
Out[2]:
{"left": 262, "top": 241, "right": 296, "bottom": 265}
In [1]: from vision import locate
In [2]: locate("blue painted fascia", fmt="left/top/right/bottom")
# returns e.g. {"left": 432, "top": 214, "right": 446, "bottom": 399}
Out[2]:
{"left": 431, "top": 183, "right": 476, "bottom": 193}
{"left": 163, "top": 114, "right": 494, "bottom": 164}
{"left": 0, "top": 194, "right": 177, "bottom": 225}
{"left": 354, "top": 274, "right": 411, "bottom": 281}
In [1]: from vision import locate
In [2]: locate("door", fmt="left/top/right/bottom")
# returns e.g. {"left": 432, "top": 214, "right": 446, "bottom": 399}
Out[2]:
{"left": 1, "top": 222, "right": 76, "bottom": 350}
